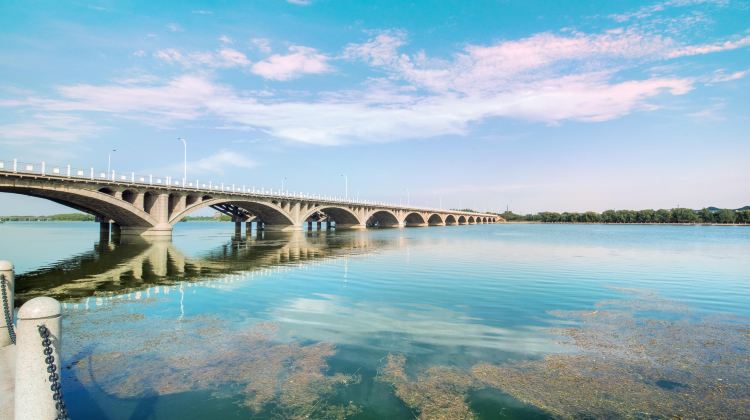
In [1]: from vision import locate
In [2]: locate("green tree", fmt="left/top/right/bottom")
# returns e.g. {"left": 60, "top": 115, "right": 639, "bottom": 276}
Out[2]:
{"left": 671, "top": 208, "right": 698, "bottom": 223}
{"left": 715, "top": 209, "right": 736, "bottom": 224}
{"left": 698, "top": 208, "right": 715, "bottom": 224}
{"left": 655, "top": 209, "right": 672, "bottom": 223}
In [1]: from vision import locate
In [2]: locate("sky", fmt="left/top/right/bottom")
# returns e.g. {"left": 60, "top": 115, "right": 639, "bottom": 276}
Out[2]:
{"left": 0, "top": 0, "right": 748, "bottom": 215}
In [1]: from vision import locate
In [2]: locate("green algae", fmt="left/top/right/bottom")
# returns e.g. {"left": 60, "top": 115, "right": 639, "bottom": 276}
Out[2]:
{"left": 75, "top": 321, "right": 360, "bottom": 418}
{"left": 377, "top": 290, "right": 750, "bottom": 419}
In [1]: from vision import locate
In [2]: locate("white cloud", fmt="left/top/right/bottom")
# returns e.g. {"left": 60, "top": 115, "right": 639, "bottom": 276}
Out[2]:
{"left": 0, "top": 114, "right": 105, "bottom": 144}
{"left": 251, "top": 46, "right": 331, "bottom": 80}
{"left": 343, "top": 30, "right": 407, "bottom": 66}
{"left": 154, "top": 48, "right": 251, "bottom": 69}
{"left": 218, "top": 35, "right": 233, "bottom": 45}
{"left": 610, "top": 0, "right": 729, "bottom": 22}
{"left": 190, "top": 150, "right": 255, "bottom": 174}
{"left": 4, "top": 24, "right": 748, "bottom": 146}
{"left": 707, "top": 68, "right": 750, "bottom": 83}
{"left": 251, "top": 38, "right": 272, "bottom": 53}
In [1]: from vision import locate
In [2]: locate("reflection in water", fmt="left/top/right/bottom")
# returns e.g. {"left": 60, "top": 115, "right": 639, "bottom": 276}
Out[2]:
{"left": 15, "top": 231, "right": 396, "bottom": 304}
{"left": 4, "top": 223, "right": 748, "bottom": 419}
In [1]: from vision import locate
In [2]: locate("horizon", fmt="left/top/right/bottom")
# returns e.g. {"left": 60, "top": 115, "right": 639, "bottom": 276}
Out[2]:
{"left": 1, "top": 0, "right": 749, "bottom": 215}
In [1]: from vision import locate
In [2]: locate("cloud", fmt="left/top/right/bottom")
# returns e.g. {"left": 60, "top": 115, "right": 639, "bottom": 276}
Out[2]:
{"left": 667, "top": 35, "right": 750, "bottom": 58}
{"left": 251, "top": 38, "right": 272, "bottom": 53}
{"left": 343, "top": 30, "right": 407, "bottom": 66}
{"left": 286, "top": 0, "right": 312, "bottom": 5}
{"left": 0, "top": 114, "right": 105, "bottom": 144}
{"left": 610, "top": 0, "right": 729, "bottom": 22}
{"left": 3, "top": 22, "right": 747, "bottom": 146}
{"left": 189, "top": 150, "right": 256, "bottom": 174}
{"left": 218, "top": 35, "right": 233, "bottom": 45}
{"left": 154, "top": 48, "right": 251, "bottom": 69}
{"left": 707, "top": 68, "right": 750, "bottom": 83}
{"left": 251, "top": 46, "right": 331, "bottom": 80}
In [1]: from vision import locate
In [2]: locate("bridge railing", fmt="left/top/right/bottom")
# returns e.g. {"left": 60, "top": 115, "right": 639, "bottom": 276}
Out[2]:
{"left": 0, "top": 158, "right": 495, "bottom": 216}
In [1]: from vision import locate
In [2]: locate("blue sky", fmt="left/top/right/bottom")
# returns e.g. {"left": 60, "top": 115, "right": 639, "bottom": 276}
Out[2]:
{"left": 0, "top": 0, "right": 748, "bottom": 214}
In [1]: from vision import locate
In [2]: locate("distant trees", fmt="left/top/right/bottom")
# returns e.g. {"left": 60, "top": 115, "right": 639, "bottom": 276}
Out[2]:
{"left": 498, "top": 208, "right": 749, "bottom": 224}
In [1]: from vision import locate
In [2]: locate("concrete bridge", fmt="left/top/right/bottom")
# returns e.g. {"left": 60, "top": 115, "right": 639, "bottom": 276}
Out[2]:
{"left": 0, "top": 159, "right": 503, "bottom": 238}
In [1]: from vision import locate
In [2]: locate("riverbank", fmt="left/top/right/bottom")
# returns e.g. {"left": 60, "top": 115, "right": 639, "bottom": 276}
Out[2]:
{"left": 505, "top": 221, "right": 749, "bottom": 226}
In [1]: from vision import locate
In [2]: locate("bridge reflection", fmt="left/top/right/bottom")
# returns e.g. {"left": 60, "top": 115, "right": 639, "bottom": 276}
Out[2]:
{"left": 15, "top": 231, "right": 397, "bottom": 304}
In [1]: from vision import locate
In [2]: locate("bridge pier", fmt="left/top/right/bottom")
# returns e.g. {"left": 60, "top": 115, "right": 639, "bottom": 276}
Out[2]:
{"left": 405, "top": 222, "right": 428, "bottom": 227}
{"left": 246, "top": 220, "right": 252, "bottom": 237}
{"left": 99, "top": 221, "right": 110, "bottom": 242}
{"left": 234, "top": 220, "right": 242, "bottom": 238}
{"left": 316, "top": 221, "right": 321, "bottom": 230}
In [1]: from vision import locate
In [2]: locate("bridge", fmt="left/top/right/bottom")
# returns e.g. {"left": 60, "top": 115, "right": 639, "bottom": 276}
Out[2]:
{"left": 0, "top": 158, "right": 503, "bottom": 238}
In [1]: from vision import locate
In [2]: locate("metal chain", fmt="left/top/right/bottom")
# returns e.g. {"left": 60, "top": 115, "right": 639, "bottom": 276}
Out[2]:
{"left": 1, "top": 274, "right": 15, "bottom": 345}
{"left": 37, "top": 324, "right": 68, "bottom": 420}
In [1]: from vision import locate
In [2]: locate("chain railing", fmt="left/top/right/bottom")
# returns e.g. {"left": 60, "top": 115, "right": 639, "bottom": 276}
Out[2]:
{"left": 1, "top": 274, "right": 15, "bottom": 344}
{"left": 37, "top": 325, "right": 68, "bottom": 420}
{"left": 0, "top": 157, "right": 496, "bottom": 216}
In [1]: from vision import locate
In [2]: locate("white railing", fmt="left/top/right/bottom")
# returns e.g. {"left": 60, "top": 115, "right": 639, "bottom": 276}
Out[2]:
{"left": 0, "top": 158, "right": 493, "bottom": 216}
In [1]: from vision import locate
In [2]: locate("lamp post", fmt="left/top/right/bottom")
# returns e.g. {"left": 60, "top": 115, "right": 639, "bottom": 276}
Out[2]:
{"left": 107, "top": 149, "right": 117, "bottom": 175}
{"left": 281, "top": 177, "right": 287, "bottom": 193}
{"left": 178, "top": 137, "right": 187, "bottom": 186}
{"left": 341, "top": 173, "right": 348, "bottom": 200}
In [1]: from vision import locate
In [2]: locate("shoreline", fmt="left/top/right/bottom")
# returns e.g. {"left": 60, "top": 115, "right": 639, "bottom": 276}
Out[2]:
{"left": 504, "top": 221, "right": 750, "bottom": 226}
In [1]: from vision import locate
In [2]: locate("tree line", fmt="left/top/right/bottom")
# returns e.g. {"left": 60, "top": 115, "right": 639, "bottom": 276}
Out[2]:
{"left": 498, "top": 208, "right": 750, "bottom": 224}
{"left": 0, "top": 213, "right": 95, "bottom": 222}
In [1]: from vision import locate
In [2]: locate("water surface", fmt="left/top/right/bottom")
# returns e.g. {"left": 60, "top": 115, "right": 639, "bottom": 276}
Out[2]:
{"left": 1, "top": 222, "right": 748, "bottom": 418}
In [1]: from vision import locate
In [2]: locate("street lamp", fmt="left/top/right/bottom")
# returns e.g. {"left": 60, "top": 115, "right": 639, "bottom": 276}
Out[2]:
{"left": 340, "top": 173, "right": 348, "bottom": 200}
{"left": 177, "top": 137, "right": 187, "bottom": 186}
{"left": 107, "top": 149, "right": 117, "bottom": 175}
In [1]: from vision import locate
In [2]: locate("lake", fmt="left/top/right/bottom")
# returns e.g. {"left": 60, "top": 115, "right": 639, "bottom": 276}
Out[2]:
{"left": 1, "top": 222, "right": 748, "bottom": 419}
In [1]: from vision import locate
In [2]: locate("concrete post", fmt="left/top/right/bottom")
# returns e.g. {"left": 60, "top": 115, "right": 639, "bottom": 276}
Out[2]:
{"left": 0, "top": 261, "right": 14, "bottom": 348}
{"left": 234, "top": 220, "right": 241, "bottom": 238}
{"left": 316, "top": 221, "right": 321, "bottom": 230}
{"left": 246, "top": 220, "right": 252, "bottom": 237}
{"left": 15, "top": 297, "right": 62, "bottom": 420}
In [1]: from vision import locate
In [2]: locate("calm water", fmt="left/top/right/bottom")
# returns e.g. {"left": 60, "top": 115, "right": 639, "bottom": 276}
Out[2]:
{"left": 1, "top": 222, "right": 748, "bottom": 419}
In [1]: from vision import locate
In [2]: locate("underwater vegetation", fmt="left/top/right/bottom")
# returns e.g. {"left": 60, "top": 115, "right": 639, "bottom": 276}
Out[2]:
{"left": 73, "top": 321, "right": 360, "bottom": 419}
{"left": 377, "top": 289, "right": 750, "bottom": 419}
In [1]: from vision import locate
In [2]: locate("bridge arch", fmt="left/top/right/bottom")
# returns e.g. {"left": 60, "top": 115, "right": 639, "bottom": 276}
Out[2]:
{"left": 458, "top": 215, "right": 467, "bottom": 225}
{"left": 403, "top": 212, "right": 427, "bottom": 227}
{"left": 170, "top": 198, "right": 295, "bottom": 227}
{"left": 468, "top": 216, "right": 476, "bottom": 224}
{"left": 365, "top": 210, "right": 400, "bottom": 228}
{"left": 445, "top": 214, "right": 457, "bottom": 225}
{"left": 0, "top": 185, "right": 157, "bottom": 228}
{"left": 302, "top": 206, "right": 362, "bottom": 227}
{"left": 427, "top": 213, "right": 445, "bottom": 226}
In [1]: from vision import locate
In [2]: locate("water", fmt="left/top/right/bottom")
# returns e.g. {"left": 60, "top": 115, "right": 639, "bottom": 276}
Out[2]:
{"left": 1, "top": 222, "right": 748, "bottom": 419}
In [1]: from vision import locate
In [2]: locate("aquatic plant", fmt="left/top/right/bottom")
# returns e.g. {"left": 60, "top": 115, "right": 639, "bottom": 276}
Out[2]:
{"left": 377, "top": 289, "right": 750, "bottom": 419}
{"left": 74, "top": 321, "right": 360, "bottom": 418}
